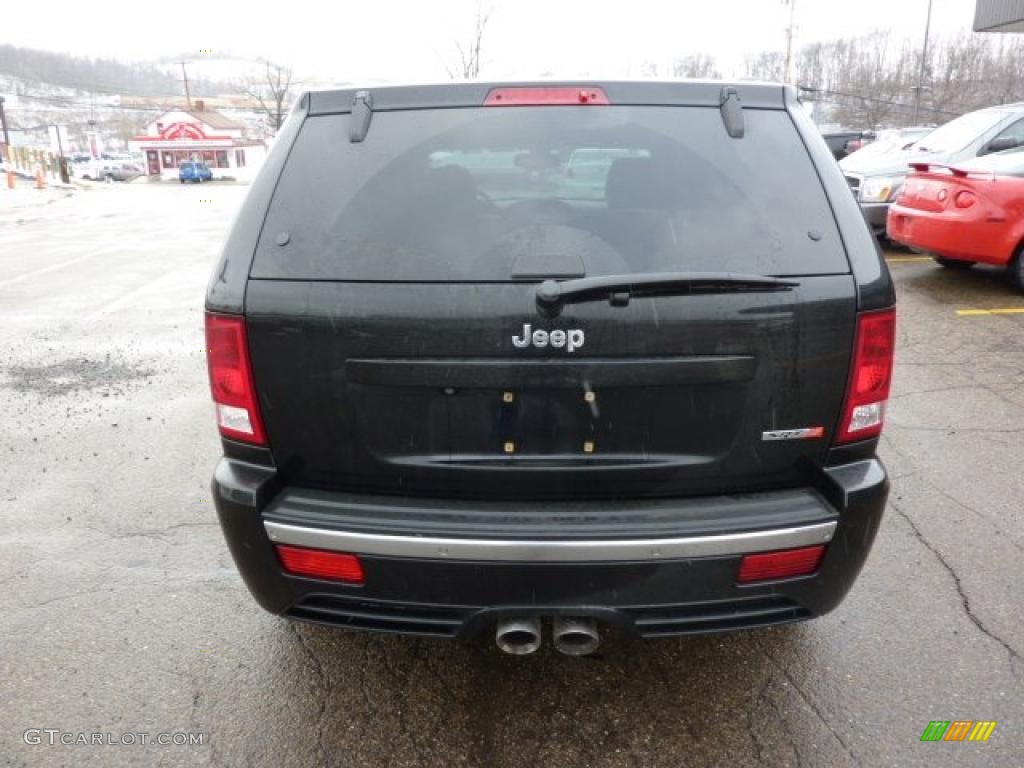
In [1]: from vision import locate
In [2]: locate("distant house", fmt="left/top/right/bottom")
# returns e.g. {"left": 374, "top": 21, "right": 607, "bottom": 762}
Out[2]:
{"left": 130, "top": 100, "right": 266, "bottom": 178}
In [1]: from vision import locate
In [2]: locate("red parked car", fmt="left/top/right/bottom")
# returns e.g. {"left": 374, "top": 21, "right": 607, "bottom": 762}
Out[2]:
{"left": 887, "top": 150, "right": 1024, "bottom": 291}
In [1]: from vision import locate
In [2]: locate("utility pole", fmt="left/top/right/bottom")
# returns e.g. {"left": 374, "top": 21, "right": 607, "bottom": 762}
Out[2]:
{"left": 912, "top": 0, "right": 934, "bottom": 125}
{"left": 52, "top": 124, "right": 69, "bottom": 184}
{"left": 0, "top": 95, "right": 10, "bottom": 149}
{"left": 783, "top": 0, "right": 797, "bottom": 84}
{"left": 87, "top": 119, "right": 100, "bottom": 160}
{"left": 180, "top": 61, "right": 193, "bottom": 110}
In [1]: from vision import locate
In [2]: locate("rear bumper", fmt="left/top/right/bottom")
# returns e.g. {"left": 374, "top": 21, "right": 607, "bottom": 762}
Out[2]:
{"left": 212, "top": 458, "right": 888, "bottom": 639}
{"left": 887, "top": 206, "right": 1012, "bottom": 265}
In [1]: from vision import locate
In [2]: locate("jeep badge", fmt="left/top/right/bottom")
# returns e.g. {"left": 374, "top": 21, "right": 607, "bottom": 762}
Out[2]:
{"left": 512, "top": 323, "right": 584, "bottom": 353}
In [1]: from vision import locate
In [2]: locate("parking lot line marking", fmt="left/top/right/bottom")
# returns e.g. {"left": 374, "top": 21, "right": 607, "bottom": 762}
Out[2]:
{"left": 956, "top": 308, "right": 1024, "bottom": 316}
{"left": 885, "top": 256, "right": 932, "bottom": 263}
{"left": 0, "top": 247, "right": 117, "bottom": 290}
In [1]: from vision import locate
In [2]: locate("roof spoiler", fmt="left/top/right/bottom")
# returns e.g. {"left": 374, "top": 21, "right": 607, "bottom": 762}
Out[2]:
{"left": 908, "top": 162, "right": 968, "bottom": 178}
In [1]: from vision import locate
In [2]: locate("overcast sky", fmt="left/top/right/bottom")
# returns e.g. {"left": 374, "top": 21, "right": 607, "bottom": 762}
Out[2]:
{"left": 6, "top": 0, "right": 981, "bottom": 84}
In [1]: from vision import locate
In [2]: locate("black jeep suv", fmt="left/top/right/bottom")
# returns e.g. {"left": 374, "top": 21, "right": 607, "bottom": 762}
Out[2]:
{"left": 207, "top": 81, "right": 894, "bottom": 655}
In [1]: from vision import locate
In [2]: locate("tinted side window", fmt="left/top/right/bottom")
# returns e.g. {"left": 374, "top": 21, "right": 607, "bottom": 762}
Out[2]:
{"left": 987, "top": 117, "right": 1024, "bottom": 152}
{"left": 253, "top": 106, "right": 848, "bottom": 281}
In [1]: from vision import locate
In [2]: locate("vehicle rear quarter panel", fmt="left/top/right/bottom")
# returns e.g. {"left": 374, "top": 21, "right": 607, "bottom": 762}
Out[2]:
{"left": 968, "top": 178, "right": 1024, "bottom": 263}
{"left": 206, "top": 94, "right": 309, "bottom": 314}
{"left": 998, "top": 184, "right": 1024, "bottom": 261}
{"left": 785, "top": 88, "right": 894, "bottom": 311}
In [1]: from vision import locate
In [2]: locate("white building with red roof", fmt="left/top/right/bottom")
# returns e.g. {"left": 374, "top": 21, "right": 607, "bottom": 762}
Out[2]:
{"left": 130, "top": 100, "right": 267, "bottom": 179}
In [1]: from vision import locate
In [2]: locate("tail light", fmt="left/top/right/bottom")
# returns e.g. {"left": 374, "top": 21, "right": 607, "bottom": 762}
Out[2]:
{"left": 275, "top": 545, "right": 365, "bottom": 584}
{"left": 954, "top": 190, "right": 976, "bottom": 208}
{"left": 205, "top": 312, "right": 266, "bottom": 445}
{"left": 484, "top": 86, "right": 610, "bottom": 106}
{"left": 737, "top": 545, "right": 826, "bottom": 583}
{"left": 835, "top": 308, "right": 896, "bottom": 444}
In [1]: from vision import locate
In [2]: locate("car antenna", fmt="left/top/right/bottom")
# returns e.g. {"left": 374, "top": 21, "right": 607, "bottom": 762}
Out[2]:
{"left": 350, "top": 90, "right": 373, "bottom": 143}
{"left": 719, "top": 87, "right": 745, "bottom": 139}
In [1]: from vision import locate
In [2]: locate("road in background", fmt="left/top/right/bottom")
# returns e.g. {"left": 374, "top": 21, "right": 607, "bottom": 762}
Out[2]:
{"left": 1, "top": 185, "right": 1021, "bottom": 767}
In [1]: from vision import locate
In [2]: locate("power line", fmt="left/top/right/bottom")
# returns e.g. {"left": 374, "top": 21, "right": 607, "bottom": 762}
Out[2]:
{"left": 0, "top": 69, "right": 244, "bottom": 102}
{"left": 0, "top": 52, "right": 237, "bottom": 99}
{"left": 0, "top": 70, "right": 194, "bottom": 99}
{"left": 9, "top": 92, "right": 151, "bottom": 106}
{"left": 9, "top": 120, "right": 134, "bottom": 132}
{"left": 7, "top": 92, "right": 261, "bottom": 113}
{"left": 7, "top": 101, "right": 172, "bottom": 114}
{"left": 798, "top": 84, "right": 961, "bottom": 119}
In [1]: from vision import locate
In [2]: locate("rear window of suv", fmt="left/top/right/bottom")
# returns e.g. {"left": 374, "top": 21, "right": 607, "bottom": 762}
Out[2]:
{"left": 252, "top": 106, "right": 847, "bottom": 281}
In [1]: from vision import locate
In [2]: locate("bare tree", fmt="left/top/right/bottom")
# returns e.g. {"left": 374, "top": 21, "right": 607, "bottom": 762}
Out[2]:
{"left": 244, "top": 60, "right": 294, "bottom": 134}
{"left": 926, "top": 32, "right": 1024, "bottom": 116}
{"left": 842, "top": 33, "right": 910, "bottom": 128}
{"left": 745, "top": 51, "right": 787, "bottom": 82}
{"left": 447, "top": 3, "right": 491, "bottom": 79}
{"left": 672, "top": 54, "right": 721, "bottom": 80}
{"left": 639, "top": 61, "right": 661, "bottom": 78}
{"left": 784, "top": 30, "right": 1024, "bottom": 129}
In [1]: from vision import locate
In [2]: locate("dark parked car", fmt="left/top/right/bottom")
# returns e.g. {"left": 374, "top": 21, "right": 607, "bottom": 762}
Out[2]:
{"left": 206, "top": 81, "right": 894, "bottom": 656}
{"left": 822, "top": 129, "right": 875, "bottom": 161}
{"left": 179, "top": 161, "right": 213, "bottom": 183}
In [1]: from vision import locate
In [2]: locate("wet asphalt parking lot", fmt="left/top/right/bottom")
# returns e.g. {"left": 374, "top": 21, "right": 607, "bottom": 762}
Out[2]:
{"left": 1, "top": 183, "right": 1021, "bottom": 767}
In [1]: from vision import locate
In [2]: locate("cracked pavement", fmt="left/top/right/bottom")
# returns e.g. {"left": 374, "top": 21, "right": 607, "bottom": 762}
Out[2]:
{"left": 1, "top": 185, "right": 1021, "bottom": 767}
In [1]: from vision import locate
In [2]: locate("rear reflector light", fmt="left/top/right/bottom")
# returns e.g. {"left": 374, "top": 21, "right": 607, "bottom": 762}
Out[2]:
{"left": 737, "top": 545, "right": 826, "bottom": 583}
{"left": 835, "top": 308, "right": 895, "bottom": 444}
{"left": 275, "top": 545, "right": 365, "bottom": 584}
{"left": 484, "top": 86, "right": 610, "bottom": 106}
{"left": 954, "top": 190, "right": 976, "bottom": 208}
{"left": 205, "top": 312, "right": 267, "bottom": 445}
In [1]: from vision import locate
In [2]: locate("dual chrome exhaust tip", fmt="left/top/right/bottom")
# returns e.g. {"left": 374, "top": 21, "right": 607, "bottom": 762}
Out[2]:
{"left": 495, "top": 616, "right": 601, "bottom": 656}
{"left": 551, "top": 617, "right": 601, "bottom": 656}
{"left": 495, "top": 617, "right": 543, "bottom": 655}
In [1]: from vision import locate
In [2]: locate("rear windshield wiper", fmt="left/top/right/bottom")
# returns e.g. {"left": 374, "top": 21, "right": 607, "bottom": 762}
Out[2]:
{"left": 535, "top": 272, "right": 799, "bottom": 317}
